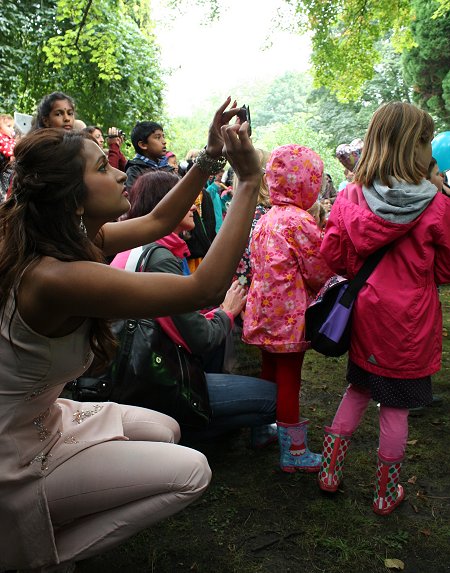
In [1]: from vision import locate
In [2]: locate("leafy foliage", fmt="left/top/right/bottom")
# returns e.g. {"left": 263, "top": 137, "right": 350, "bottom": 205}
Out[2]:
{"left": 403, "top": 0, "right": 450, "bottom": 131}
{"left": 0, "top": 0, "right": 57, "bottom": 112}
{"left": 166, "top": 109, "right": 213, "bottom": 161}
{"left": 253, "top": 113, "right": 343, "bottom": 186}
{"left": 308, "top": 41, "right": 412, "bottom": 150}
{"left": 293, "top": 0, "right": 414, "bottom": 101}
{"left": 0, "top": 0, "right": 165, "bottom": 133}
{"left": 434, "top": 0, "right": 450, "bottom": 16}
{"left": 279, "top": 0, "right": 450, "bottom": 127}
{"left": 251, "top": 72, "right": 313, "bottom": 128}
{"left": 170, "top": 0, "right": 449, "bottom": 127}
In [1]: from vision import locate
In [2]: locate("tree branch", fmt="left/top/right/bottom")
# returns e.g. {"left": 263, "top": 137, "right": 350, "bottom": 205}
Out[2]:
{"left": 74, "top": 0, "right": 93, "bottom": 48}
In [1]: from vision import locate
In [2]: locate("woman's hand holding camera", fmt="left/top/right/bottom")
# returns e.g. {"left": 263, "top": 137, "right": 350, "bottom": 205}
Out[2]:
{"left": 221, "top": 121, "right": 261, "bottom": 187}
{"left": 205, "top": 97, "right": 239, "bottom": 159}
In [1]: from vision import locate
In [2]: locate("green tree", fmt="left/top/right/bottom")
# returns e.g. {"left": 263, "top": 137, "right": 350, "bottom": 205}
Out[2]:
{"left": 253, "top": 113, "right": 343, "bottom": 185}
{"left": 0, "top": 0, "right": 57, "bottom": 112}
{"left": 284, "top": 0, "right": 414, "bottom": 101}
{"left": 403, "top": 0, "right": 450, "bottom": 130}
{"left": 171, "top": 0, "right": 449, "bottom": 127}
{"left": 169, "top": 0, "right": 415, "bottom": 102}
{"left": 0, "top": 0, "right": 165, "bottom": 133}
{"left": 307, "top": 41, "right": 412, "bottom": 149}
{"left": 167, "top": 109, "right": 213, "bottom": 161}
{"left": 251, "top": 72, "right": 313, "bottom": 128}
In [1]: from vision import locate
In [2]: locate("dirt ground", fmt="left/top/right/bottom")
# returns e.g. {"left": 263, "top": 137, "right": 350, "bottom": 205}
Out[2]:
{"left": 76, "top": 290, "right": 450, "bottom": 573}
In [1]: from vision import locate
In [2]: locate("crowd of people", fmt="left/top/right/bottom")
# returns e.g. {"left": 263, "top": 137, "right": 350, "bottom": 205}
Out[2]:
{"left": 0, "top": 90, "right": 449, "bottom": 571}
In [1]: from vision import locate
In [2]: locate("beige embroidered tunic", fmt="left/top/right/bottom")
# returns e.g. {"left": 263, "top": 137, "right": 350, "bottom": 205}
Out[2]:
{"left": 0, "top": 296, "right": 127, "bottom": 569}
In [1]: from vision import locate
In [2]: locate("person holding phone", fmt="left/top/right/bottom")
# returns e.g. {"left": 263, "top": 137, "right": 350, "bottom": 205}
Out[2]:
{"left": 107, "top": 126, "right": 128, "bottom": 172}
{"left": 0, "top": 99, "right": 260, "bottom": 572}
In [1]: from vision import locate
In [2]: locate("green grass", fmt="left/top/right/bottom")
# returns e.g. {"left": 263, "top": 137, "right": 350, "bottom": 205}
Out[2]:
{"left": 77, "top": 288, "right": 450, "bottom": 573}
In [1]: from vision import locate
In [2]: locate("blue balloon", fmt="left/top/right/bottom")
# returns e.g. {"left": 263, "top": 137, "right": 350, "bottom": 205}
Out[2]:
{"left": 432, "top": 131, "right": 450, "bottom": 173}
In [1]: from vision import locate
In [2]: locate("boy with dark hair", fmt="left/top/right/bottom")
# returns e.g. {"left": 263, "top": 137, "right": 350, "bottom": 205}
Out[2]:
{"left": 126, "top": 120, "right": 173, "bottom": 189}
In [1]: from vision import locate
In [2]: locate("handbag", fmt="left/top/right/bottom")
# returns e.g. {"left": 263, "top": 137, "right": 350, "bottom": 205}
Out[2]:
{"left": 72, "top": 244, "right": 212, "bottom": 428}
{"left": 305, "top": 245, "right": 389, "bottom": 357}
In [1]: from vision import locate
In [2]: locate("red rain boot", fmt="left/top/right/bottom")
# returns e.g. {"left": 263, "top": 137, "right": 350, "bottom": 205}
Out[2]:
{"left": 373, "top": 456, "right": 404, "bottom": 515}
{"left": 318, "top": 427, "right": 351, "bottom": 492}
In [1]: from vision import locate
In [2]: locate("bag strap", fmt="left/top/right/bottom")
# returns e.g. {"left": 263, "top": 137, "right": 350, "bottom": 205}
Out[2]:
{"left": 134, "top": 243, "right": 166, "bottom": 273}
{"left": 339, "top": 243, "right": 390, "bottom": 307}
{"left": 113, "top": 244, "right": 167, "bottom": 384}
{"left": 124, "top": 247, "right": 144, "bottom": 272}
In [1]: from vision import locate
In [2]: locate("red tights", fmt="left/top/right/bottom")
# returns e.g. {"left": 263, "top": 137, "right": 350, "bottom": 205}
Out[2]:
{"left": 261, "top": 350, "right": 304, "bottom": 424}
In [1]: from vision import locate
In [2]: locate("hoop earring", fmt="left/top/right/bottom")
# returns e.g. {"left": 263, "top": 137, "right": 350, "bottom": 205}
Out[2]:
{"left": 79, "top": 215, "right": 87, "bottom": 236}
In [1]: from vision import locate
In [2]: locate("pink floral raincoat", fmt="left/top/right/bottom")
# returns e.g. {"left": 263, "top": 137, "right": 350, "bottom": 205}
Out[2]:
{"left": 243, "top": 145, "right": 332, "bottom": 353}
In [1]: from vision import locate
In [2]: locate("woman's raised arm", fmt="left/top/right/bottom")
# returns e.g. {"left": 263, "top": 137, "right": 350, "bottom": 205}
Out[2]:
{"left": 100, "top": 98, "right": 239, "bottom": 256}
{"left": 19, "top": 120, "right": 262, "bottom": 336}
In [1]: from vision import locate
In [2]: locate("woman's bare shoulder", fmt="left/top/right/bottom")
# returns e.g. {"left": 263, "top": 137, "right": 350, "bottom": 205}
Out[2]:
{"left": 18, "top": 258, "right": 108, "bottom": 336}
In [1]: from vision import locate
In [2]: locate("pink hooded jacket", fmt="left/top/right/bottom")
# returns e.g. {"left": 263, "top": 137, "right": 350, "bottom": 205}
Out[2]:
{"left": 243, "top": 145, "right": 333, "bottom": 353}
{"left": 322, "top": 183, "right": 450, "bottom": 378}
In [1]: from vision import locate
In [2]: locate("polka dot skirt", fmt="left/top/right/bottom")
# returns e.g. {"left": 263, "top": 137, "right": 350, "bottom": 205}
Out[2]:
{"left": 346, "top": 360, "right": 433, "bottom": 409}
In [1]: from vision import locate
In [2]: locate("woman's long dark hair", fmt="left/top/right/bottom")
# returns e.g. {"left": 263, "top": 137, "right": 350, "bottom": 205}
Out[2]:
{"left": 0, "top": 128, "right": 115, "bottom": 365}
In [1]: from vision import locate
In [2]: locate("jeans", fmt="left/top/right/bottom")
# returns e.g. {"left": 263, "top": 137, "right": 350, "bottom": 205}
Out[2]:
{"left": 183, "top": 373, "right": 277, "bottom": 440}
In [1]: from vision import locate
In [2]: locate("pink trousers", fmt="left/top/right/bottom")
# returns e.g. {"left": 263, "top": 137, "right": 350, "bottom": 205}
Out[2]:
{"left": 43, "top": 405, "right": 211, "bottom": 566}
{"left": 330, "top": 384, "right": 409, "bottom": 461}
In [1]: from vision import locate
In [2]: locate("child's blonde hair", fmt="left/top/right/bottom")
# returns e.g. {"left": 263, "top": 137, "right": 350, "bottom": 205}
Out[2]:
{"left": 354, "top": 102, "right": 434, "bottom": 187}
{"left": 0, "top": 114, "right": 13, "bottom": 123}
{"left": 307, "top": 201, "right": 320, "bottom": 222}
{"left": 256, "top": 148, "right": 271, "bottom": 207}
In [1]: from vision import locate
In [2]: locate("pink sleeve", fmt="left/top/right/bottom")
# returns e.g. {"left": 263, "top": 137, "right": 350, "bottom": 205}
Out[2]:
{"left": 295, "top": 214, "right": 333, "bottom": 293}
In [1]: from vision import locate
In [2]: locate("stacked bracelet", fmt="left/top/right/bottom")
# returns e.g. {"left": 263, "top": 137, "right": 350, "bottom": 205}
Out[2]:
{"left": 194, "top": 148, "right": 227, "bottom": 175}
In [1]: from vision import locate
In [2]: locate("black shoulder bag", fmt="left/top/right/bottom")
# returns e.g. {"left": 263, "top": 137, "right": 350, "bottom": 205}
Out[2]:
{"left": 72, "top": 244, "right": 211, "bottom": 428}
{"left": 305, "top": 245, "right": 389, "bottom": 357}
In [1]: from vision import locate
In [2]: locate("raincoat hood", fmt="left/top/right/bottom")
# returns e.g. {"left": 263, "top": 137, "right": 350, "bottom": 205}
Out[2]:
{"left": 266, "top": 144, "right": 323, "bottom": 210}
{"left": 331, "top": 182, "right": 436, "bottom": 259}
{"left": 362, "top": 178, "right": 437, "bottom": 224}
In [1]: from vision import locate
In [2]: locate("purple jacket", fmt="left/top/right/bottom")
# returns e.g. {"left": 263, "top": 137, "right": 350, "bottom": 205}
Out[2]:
{"left": 321, "top": 183, "right": 450, "bottom": 378}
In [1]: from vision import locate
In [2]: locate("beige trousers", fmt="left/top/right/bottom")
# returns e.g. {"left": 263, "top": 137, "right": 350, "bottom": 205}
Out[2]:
{"left": 43, "top": 405, "right": 211, "bottom": 565}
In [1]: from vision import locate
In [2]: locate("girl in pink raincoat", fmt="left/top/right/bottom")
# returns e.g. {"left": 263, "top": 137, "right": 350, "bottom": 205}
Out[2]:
{"left": 243, "top": 144, "right": 332, "bottom": 473}
{"left": 317, "top": 102, "right": 450, "bottom": 515}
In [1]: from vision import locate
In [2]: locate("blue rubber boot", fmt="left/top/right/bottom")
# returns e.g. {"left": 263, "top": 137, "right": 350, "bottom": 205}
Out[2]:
{"left": 277, "top": 419, "right": 321, "bottom": 473}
